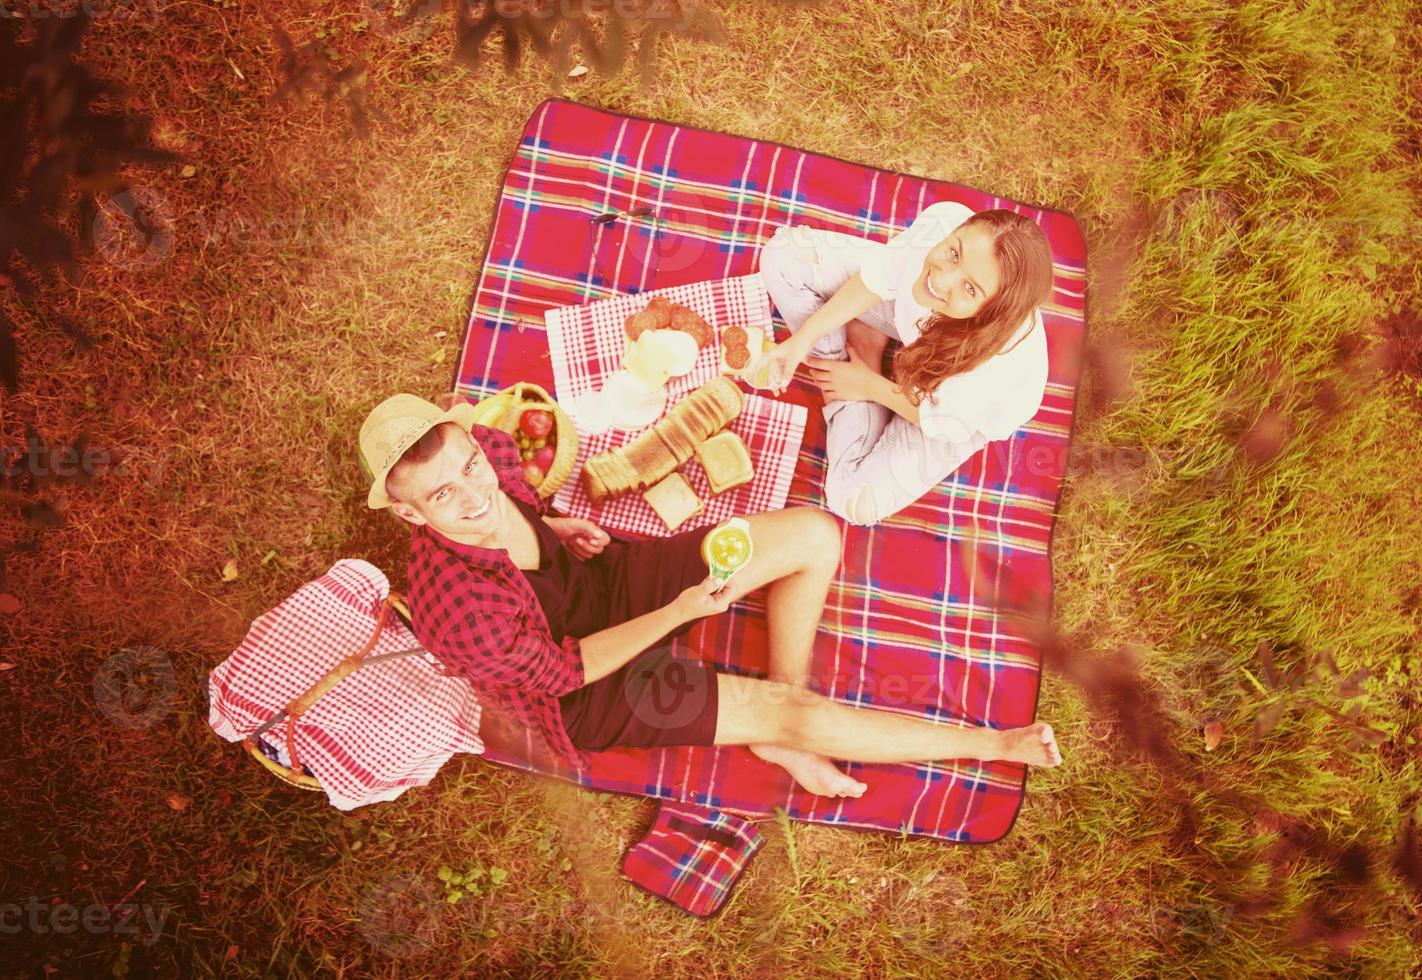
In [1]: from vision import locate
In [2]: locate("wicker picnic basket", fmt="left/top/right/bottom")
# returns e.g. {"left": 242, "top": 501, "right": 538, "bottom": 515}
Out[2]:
{"left": 244, "top": 592, "right": 425, "bottom": 792}
{"left": 467, "top": 381, "right": 578, "bottom": 499}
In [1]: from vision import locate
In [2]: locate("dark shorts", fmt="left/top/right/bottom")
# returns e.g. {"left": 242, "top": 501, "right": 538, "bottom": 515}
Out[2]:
{"left": 558, "top": 525, "right": 721, "bottom": 752}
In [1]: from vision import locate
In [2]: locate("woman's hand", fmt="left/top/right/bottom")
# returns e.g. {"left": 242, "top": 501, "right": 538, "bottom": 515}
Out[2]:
{"left": 750, "top": 337, "right": 806, "bottom": 395}
{"left": 543, "top": 515, "right": 610, "bottom": 560}
{"left": 672, "top": 574, "right": 752, "bottom": 623}
{"left": 806, "top": 346, "right": 884, "bottom": 404}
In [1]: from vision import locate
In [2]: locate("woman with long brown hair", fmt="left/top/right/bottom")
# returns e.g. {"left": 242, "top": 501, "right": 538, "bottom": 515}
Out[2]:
{"left": 755, "top": 201, "right": 1055, "bottom": 525}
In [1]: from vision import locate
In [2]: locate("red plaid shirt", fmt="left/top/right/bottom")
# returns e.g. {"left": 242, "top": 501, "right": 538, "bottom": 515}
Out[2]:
{"left": 404, "top": 423, "right": 591, "bottom": 771}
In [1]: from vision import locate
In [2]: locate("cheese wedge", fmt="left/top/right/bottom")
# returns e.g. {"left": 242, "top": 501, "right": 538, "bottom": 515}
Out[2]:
{"left": 622, "top": 332, "right": 675, "bottom": 391}
{"left": 602, "top": 370, "right": 667, "bottom": 430}
{"left": 650, "top": 329, "right": 700, "bottom": 376}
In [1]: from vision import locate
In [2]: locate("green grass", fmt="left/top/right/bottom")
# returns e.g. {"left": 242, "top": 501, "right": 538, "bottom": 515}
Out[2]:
{"left": 1, "top": 0, "right": 1419, "bottom": 975}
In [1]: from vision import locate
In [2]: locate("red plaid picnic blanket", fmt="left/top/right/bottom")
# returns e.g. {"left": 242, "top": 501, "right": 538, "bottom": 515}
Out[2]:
{"left": 453, "top": 100, "right": 1087, "bottom": 911}
{"left": 546, "top": 274, "right": 805, "bottom": 536}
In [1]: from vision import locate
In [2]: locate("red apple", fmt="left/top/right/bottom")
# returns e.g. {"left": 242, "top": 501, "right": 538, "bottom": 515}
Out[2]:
{"left": 519, "top": 410, "right": 553, "bottom": 440}
{"left": 521, "top": 461, "right": 545, "bottom": 485}
{"left": 532, "top": 446, "right": 556, "bottom": 471}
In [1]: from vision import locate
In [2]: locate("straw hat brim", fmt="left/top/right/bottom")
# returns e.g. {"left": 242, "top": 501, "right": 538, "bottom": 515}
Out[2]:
{"left": 366, "top": 400, "right": 480, "bottom": 509}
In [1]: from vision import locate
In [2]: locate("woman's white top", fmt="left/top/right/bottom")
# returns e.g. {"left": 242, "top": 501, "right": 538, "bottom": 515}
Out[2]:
{"left": 857, "top": 201, "right": 1049, "bottom": 445}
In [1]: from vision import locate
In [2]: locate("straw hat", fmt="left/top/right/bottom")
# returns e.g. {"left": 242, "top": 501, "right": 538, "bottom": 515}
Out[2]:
{"left": 358, "top": 393, "right": 478, "bottom": 509}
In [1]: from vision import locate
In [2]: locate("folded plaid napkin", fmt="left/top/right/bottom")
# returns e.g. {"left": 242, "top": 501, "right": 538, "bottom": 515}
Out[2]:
{"left": 546, "top": 275, "right": 806, "bottom": 537}
{"left": 621, "top": 801, "right": 764, "bottom": 917}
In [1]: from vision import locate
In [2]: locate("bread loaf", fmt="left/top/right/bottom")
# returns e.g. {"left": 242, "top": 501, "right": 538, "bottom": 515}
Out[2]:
{"left": 580, "top": 377, "right": 744, "bottom": 504}
{"left": 623, "top": 433, "right": 678, "bottom": 487}
{"left": 581, "top": 459, "right": 610, "bottom": 503}
{"left": 656, "top": 427, "right": 695, "bottom": 467}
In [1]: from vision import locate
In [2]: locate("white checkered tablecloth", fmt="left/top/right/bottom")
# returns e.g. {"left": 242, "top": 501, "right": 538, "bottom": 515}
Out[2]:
{"left": 208, "top": 559, "right": 484, "bottom": 811}
{"left": 546, "top": 275, "right": 807, "bottom": 538}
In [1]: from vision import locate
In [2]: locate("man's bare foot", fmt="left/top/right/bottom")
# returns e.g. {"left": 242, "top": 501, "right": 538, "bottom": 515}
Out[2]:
{"left": 997, "top": 723, "right": 1063, "bottom": 767}
{"left": 750, "top": 743, "right": 868, "bottom": 798}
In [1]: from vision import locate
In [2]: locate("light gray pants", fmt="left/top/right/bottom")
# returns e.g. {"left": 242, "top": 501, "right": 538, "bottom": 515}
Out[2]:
{"left": 758, "top": 224, "right": 989, "bottom": 525}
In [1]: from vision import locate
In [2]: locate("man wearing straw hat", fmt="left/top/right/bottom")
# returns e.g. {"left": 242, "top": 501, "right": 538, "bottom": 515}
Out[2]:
{"left": 359, "top": 394, "right": 1062, "bottom": 799}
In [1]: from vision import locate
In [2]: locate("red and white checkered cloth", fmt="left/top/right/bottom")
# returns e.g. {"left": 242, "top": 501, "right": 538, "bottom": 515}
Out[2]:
{"left": 547, "top": 274, "right": 807, "bottom": 537}
{"left": 208, "top": 559, "right": 484, "bottom": 810}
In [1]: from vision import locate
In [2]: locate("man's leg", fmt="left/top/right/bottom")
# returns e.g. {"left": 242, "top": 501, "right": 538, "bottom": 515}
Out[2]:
{"left": 724, "top": 508, "right": 837, "bottom": 691}
{"left": 717, "top": 508, "right": 867, "bottom": 796}
{"left": 712, "top": 673, "right": 1063, "bottom": 771}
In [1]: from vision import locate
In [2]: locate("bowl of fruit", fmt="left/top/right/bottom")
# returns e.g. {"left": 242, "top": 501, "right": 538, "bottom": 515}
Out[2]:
{"left": 467, "top": 381, "right": 577, "bottom": 499}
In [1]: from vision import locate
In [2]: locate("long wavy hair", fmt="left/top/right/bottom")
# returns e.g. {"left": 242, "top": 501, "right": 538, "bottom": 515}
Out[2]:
{"left": 891, "top": 209, "right": 1054, "bottom": 404}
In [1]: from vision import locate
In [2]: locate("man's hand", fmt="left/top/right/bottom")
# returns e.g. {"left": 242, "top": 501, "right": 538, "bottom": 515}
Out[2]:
{"left": 543, "top": 515, "right": 610, "bottom": 560}
{"left": 806, "top": 346, "right": 883, "bottom": 404}
{"left": 672, "top": 574, "right": 752, "bottom": 623}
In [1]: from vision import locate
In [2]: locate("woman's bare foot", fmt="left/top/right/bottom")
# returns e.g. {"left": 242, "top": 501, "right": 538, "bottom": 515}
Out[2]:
{"left": 996, "top": 723, "right": 1063, "bottom": 767}
{"left": 750, "top": 743, "right": 868, "bottom": 798}
{"left": 846, "top": 318, "right": 891, "bottom": 371}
